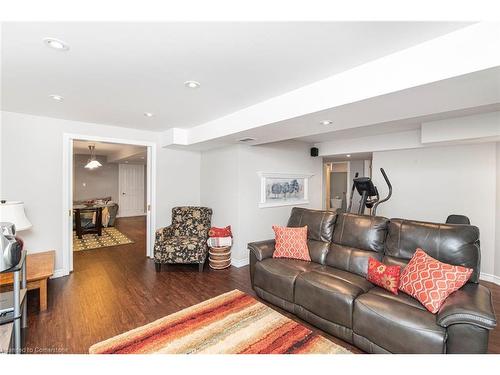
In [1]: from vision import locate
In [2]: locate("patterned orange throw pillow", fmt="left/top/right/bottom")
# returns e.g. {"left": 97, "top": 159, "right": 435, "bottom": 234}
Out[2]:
{"left": 366, "top": 257, "right": 401, "bottom": 295}
{"left": 208, "top": 226, "right": 232, "bottom": 238}
{"left": 272, "top": 225, "right": 310, "bottom": 261}
{"left": 399, "top": 248, "right": 473, "bottom": 313}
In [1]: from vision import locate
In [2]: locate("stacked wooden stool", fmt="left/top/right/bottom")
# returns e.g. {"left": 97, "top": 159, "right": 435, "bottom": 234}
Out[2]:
{"left": 208, "top": 246, "right": 231, "bottom": 270}
{"left": 207, "top": 225, "right": 233, "bottom": 270}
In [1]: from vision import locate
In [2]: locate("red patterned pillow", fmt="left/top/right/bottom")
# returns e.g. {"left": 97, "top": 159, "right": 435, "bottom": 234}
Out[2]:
{"left": 366, "top": 257, "right": 401, "bottom": 295}
{"left": 399, "top": 248, "right": 473, "bottom": 313}
{"left": 272, "top": 225, "right": 310, "bottom": 261}
{"left": 208, "top": 226, "right": 232, "bottom": 238}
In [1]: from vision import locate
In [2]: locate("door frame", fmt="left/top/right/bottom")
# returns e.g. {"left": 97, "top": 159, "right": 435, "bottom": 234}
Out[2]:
{"left": 323, "top": 161, "right": 350, "bottom": 210}
{"left": 62, "top": 133, "right": 156, "bottom": 275}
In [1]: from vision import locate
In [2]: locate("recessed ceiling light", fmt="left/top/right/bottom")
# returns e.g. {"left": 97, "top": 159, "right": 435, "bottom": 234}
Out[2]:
{"left": 144, "top": 112, "right": 154, "bottom": 117}
{"left": 49, "top": 94, "right": 64, "bottom": 102}
{"left": 320, "top": 120, "right": 333, "bottom": 126}
{"left": 43, "top": 37, "right": 70, "bottom": 51}
{"left": 184, "top": 80, "right": 201, "bottom": 89}
{"left": 346, "top": 154, "right": 351, "bottom": 158}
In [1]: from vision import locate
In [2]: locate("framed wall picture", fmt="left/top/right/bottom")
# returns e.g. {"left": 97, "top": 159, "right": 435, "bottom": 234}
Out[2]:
{"left": 258, "top": 172, "right": 313, "bottom": 208}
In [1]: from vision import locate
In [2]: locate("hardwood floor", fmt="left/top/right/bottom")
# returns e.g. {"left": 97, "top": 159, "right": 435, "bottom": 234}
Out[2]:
{"left": 25, "top": 216, "right": 260, "bottom": 354}
{"left": 23, "top": 216, "right": 500, "bottom": 354}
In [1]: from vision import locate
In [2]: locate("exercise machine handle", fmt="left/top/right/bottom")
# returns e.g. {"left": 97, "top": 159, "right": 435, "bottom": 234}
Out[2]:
{"left": 372, "top": 168, "right": 392, "bottom": 216}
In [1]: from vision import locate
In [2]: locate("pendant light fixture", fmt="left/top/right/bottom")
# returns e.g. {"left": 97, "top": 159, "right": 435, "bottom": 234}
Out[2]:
{"left": 84, "top": 145, "right": 102, "bottom": 169}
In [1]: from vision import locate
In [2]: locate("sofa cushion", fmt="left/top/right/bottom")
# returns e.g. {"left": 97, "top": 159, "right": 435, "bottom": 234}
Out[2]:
{"left": 353, "top": 287, "right": 447, "bottom": 353}
{"left": 367, "top": 286, "right": 427, "bottom": 311}
{"left": 287, "top": 207, "right": 336, "bottom": 243}
{"left": 326, "top": 214, "right": 389, "bottom": 277}
{"left": 306, "top": 240, "right": 330, "bottom": 264}
{"left": 326, "top": 244, "right": 381, "bottom": 278}
{"left": 272, "top": 225, "right": 310, "bottom": 261}
{"left": 287, "top": 207, "right": 337, "bottom": 264}
{"left": 253, "top": 258, "right": 320, "bottom": 302}
{"left": 332, "top": 213, "right": 389, "bottom": 252}
{"left": 399, "top": 248, "right": 473, "bottom": 313}
{"left": 154, "top": 236, "right": 207, "bottom": 263}
{"left": 367, "top": 257, "right": 401, "bottom": 295}
{"left": 295, "top": 267, "right": 373, "bottom": 328}
{"left": 384, "top": 219, "right": 480, "bottom": 282}
{"left": 311, "top": 266, "right": 374, "bottom": 292}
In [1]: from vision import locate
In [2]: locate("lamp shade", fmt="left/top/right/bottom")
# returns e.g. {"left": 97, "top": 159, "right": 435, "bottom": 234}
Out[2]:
{"left": 0, "top": 201, "right": 32, "bottom": 231}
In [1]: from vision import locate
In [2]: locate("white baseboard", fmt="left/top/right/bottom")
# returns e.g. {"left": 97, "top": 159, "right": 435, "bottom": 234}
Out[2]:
{"left": 480, "top": 272, "right": 500, "bottom": 286}
{"left": 231, "top": 257, "right": 249, "bottom": 268}
{"left": 51, "top": 268, "right": 69, "bottom": 279}
{"left": 116, "top": 213, "right": 147, "bottom": 218}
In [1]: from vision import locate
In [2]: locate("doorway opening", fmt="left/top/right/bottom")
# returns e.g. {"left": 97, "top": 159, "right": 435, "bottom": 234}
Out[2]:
{"left": 323, "top": 154, "right": 372, "bottom": 213}
{"left": 62, "top": 134, "right": 156, "bottom": 275}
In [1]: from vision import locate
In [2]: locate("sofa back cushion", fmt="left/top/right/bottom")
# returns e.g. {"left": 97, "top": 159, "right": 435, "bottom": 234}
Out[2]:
{"left": 326, "top": 213, "right": 389, "bottom": 277}
{"left": 384, "top": 219, "right": 480, "bottom": 283}
{"left": 287, "top": 207, "right": 337, "bottom": 264}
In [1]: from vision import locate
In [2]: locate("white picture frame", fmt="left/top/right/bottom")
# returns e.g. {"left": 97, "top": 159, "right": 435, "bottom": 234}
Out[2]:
{"left": 258, "top": 172, "right": 313, "bottom": 208}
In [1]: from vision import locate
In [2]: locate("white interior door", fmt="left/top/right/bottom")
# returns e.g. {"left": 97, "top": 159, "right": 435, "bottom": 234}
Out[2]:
{"left": 118, "top": 164, "right": 145, "bottom": 217}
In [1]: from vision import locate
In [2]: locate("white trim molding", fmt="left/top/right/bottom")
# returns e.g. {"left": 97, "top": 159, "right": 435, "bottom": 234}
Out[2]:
{"left": 480, "top": 273, "right": 500, "bottom": 286}
{"left": 62, "top": 133, "right": 157, "bottom": 277}
{"left": 231, "top": 257, "right": 249, "bottom": 268}
{"left": 51, "top": 268, "right": 67, "bottom": 279}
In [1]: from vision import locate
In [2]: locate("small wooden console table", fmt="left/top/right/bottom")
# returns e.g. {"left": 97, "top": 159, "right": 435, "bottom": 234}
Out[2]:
{"left": 0, "top": 250, "right": 55, "bottom": 312}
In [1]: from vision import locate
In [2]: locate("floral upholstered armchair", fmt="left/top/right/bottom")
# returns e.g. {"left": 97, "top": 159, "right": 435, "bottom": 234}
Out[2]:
{"left": 154, "top": 206, "right": 213, "bottom": 272}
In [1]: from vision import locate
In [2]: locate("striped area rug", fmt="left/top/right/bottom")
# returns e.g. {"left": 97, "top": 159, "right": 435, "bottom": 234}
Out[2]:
{"left": 89, "top": 290, "right": 351, "bottom": 354}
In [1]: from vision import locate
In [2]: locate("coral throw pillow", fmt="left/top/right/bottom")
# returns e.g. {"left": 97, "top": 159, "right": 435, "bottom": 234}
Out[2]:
{"left": 272, "top": 225, "right": 310, "bottom": 261}
{"left": 399, "top": 248, "right": 473, "bottom": 313}
{"left": 366, "top": 257, "right": 401, "bottom": 295}
{"left": 208, "top": 226, "right": 232, "bottom": 238}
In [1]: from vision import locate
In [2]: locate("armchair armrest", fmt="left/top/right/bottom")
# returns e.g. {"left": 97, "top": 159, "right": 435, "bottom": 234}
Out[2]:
{"left": 437, "top": 283, "right": 497, "bottom": 330}
{"left": 155, "top": 225, "right": 174, "bottom": 241}
{"left": 248, "top": 239, "right": 275, "bottom": 261}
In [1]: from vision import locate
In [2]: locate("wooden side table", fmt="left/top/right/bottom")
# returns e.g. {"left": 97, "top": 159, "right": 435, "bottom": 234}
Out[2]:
{"left": 0, "top": 250, "right": 55, "bottom": 312}
{"left": 74, "top": 206, "right": 103, "bottom": 239}
{"left": 208, "top": 246, "right": 231, "bottom": 270}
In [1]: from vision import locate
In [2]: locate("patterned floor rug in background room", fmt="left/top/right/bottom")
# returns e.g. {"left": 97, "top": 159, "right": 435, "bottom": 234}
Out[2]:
{"left": 73, "top": 227, "right": 134, "bottom": 251}
{"left": 89, "top": 289, "right": 352, "bottom": 354}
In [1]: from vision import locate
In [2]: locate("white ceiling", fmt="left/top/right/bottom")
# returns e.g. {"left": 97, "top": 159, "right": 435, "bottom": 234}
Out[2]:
{"left": 184, "top": 66, "right": 500, "bottom": 150}
{"left": 1, "top": 22, "right": 471, "bottom": 131}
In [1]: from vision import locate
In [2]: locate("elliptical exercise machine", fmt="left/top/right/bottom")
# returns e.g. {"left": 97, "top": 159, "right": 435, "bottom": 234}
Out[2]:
{"left": 347, "top": 168, "right": 392, "bottom": 216}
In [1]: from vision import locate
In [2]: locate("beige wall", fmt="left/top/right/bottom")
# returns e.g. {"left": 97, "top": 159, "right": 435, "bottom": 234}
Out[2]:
{"left": 372, "top": 143, "right": 497, "bottom": 277}
{"left": 1, "top": 111, "right": 201, "bottom": 273}
{"left": 201, "top": 140, "right": 322, "bottom": 265}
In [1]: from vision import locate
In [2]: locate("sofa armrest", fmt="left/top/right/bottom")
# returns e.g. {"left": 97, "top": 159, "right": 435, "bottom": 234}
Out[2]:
{"left": 437, "top": 283, "right": 497, "bottom": 330}
{"left": 248, "top": 239, "right": 275, "bottom": 261}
